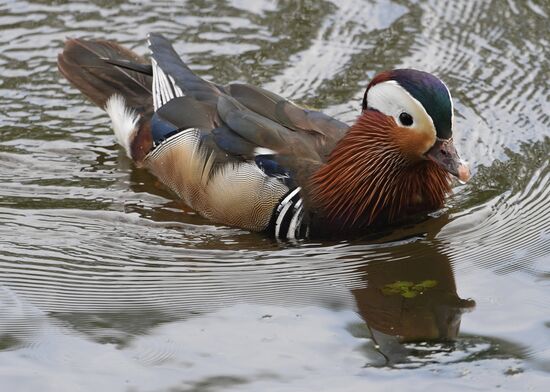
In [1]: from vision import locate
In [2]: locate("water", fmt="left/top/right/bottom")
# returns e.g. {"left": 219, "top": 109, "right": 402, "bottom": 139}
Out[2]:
{"left": 0, "top": 0, "right": 549, "bottom": 390}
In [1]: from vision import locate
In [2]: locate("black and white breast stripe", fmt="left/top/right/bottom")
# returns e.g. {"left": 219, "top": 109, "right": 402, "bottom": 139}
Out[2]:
{"left": 151, "top": 57, "right": 184, "bottom": 111}
{"left": 273, "top": 187, "right": 309, "bottom": 240}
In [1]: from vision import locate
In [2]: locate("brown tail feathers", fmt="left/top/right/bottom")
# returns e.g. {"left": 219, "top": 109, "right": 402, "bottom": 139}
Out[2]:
{"left": 57, "top": 38, "right": 153, "bottom": 112}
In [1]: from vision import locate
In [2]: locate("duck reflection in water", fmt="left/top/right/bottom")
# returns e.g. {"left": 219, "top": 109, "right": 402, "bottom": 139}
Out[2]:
{"left": 351, "top": 236, "right": 475, "bottom": 366}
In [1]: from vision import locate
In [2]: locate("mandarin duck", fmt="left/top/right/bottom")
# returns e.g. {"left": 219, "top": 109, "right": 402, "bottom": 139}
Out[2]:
{"left": 57, "top": 34, "right": 470, "bottom": 239}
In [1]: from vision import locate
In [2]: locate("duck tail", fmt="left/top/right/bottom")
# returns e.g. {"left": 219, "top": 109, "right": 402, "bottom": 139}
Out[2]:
{"left": 58, "top": 38, "right": 154, "bottom": 162}
{"left": 58, "top": 38, "right": 152, "bottom": 110}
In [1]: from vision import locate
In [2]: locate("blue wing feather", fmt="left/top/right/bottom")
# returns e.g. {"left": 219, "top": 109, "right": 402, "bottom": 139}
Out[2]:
{"left": 151, "top": 112, "right": 179, "bottom": 144}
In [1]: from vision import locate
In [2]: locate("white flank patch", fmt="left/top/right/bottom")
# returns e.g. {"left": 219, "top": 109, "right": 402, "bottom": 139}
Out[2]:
{"left": 105, "top": 94, "right": 139, "bottom": 159}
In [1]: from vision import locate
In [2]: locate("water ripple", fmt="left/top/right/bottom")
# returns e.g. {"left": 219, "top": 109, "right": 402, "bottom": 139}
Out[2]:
{"left": 0, "top": 0, "right": 549, "bottom": 390}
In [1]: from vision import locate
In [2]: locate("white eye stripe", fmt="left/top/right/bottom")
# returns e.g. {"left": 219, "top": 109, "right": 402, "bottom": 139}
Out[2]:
{"left": 366, "top": 80, "right": 436, "bottom": 137}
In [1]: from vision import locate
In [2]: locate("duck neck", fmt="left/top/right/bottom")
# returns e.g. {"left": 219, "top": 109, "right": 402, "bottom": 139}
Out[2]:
{"left": 309, "top": 110, "right": 451, "bottom": 230}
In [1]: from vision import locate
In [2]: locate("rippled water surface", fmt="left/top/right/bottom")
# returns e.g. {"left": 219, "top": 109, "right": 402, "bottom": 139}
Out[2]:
{"left": 1, "top": 0, "right": 549, "bottom": 390}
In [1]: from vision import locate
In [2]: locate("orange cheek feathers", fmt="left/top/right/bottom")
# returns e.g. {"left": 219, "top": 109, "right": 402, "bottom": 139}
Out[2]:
{"left": 392, "top": 126, "right": 436, "bottom": 161}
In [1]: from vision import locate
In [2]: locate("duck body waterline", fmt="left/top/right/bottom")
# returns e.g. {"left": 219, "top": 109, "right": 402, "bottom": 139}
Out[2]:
{"left": 58, "top": 34, "right": 470, "bottom": 239}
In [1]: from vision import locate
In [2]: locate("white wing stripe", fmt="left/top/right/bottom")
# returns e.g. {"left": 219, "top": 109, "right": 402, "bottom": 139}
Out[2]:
{"left": 151, "top": 59, "right": 162, "bottom": 110}
{"left": 169, "top": 75, "right": 184, "bottom": 97}
{"left": 151, "top": 58, "right": 185, "bottom": 111}
{"left": 157, "top": 66, "right": 168, "bottom": 105}
{"left": 159, "top": 70, "right": 172, "bottom": 103}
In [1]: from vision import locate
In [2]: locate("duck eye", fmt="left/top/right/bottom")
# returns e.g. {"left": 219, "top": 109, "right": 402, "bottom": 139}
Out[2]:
{"left": 399, "top": 112, "right": 413, "bottom": 126}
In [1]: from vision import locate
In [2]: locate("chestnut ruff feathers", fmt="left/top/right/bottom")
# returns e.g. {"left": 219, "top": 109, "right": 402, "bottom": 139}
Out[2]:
{"left": 311, "top": 110, "right": 451, "bottom": 229}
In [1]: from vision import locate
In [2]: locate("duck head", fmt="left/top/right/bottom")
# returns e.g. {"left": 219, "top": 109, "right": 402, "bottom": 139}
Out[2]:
{"left": 311, "top": 69, "right": 470, "bottom": 230}
{"left": 362, "top": 69, "right": 470, "bottom": 181}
